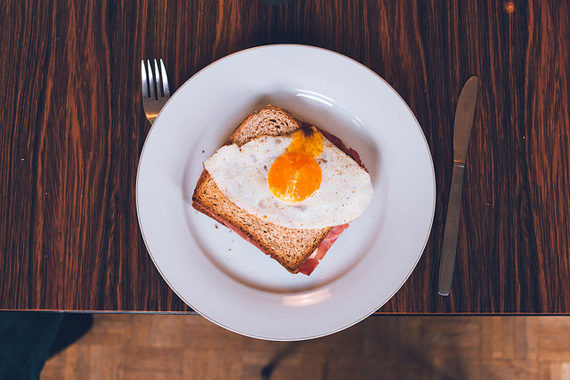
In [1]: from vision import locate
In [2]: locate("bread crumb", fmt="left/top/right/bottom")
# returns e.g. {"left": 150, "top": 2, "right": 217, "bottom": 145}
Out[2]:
{"left": 214, "top": 224, "right": 219, "bottom": 229}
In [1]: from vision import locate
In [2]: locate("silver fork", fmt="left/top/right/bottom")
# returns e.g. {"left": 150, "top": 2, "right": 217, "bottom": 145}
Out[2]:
{"left": 141, "top": 58, "right": 170, "bottom": 124}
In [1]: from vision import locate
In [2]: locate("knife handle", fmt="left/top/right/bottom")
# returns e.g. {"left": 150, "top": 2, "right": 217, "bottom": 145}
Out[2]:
{"left": 438, "top": 163, "right": 465, "bottom": 296}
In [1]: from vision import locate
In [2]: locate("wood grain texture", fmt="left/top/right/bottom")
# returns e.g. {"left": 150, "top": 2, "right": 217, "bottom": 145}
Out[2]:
{"left": 0, "top": 0, "right": 568, "bottom": 312}
{"left": 41, "top": 315, "right": 570, "bottom": 379}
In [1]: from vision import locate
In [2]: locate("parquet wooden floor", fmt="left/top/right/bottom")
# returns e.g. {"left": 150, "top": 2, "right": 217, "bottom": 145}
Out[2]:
{"left": 41, "top": 315, "right": 570, "bottom": 379}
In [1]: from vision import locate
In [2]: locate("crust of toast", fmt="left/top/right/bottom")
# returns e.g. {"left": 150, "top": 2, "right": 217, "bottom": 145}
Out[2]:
{"left": 192, "top": 105, "right": 346, "bottom": 273}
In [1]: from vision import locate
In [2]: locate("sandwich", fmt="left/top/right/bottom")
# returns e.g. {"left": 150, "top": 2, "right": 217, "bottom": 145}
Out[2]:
{"left": 192, "top": 105, "right": 373, "bottom": 275}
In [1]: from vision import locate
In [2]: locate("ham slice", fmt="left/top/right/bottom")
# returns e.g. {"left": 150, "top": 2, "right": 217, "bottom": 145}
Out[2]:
{"left": 298, "top": 223, "right": 349, "bottom": 275}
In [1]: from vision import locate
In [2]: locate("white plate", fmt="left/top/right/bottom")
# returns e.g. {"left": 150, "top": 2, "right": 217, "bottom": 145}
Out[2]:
{"left": 136, "top": 45, "right": 435, "bottom": 340}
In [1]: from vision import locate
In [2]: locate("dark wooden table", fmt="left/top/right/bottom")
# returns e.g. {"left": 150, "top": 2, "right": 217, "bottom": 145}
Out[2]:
{"left": 1, "top": 0, "right": 568, "bottom": 313}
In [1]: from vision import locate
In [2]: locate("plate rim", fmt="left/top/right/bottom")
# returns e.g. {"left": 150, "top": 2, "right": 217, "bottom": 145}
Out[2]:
{"left": 135, "top": 44, "right": 436, "bottom": 340}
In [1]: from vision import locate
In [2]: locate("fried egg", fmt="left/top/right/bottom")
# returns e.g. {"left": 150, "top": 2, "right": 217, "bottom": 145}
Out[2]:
{"left": 204, "top": 127, "right": 373, "bottom": 229}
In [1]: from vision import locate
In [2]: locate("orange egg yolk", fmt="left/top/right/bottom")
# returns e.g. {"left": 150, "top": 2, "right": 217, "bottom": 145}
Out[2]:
{"left": 268, "top": 127, "right": 323, "bottom": 203}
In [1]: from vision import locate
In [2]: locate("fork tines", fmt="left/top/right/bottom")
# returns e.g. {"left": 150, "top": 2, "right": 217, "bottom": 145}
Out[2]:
{"left": 141, "top": 58, "right": 170, "bottom": 100}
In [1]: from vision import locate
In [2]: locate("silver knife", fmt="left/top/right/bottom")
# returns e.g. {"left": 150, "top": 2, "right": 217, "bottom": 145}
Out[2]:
{"left": 438, "top": 76, "right": 479, "bottom": 296}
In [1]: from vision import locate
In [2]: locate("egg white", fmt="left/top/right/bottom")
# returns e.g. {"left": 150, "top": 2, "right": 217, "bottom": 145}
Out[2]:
{"left": 204, "top": 134, "right": 373, "bottom": 229}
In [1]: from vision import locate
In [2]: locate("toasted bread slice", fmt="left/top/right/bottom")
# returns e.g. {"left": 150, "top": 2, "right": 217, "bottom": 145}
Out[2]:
{"left": 192, "top": 105, "right": 336, "bottom": 273}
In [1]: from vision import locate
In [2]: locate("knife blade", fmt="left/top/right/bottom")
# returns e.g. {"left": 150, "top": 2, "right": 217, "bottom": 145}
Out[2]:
{"left": 438, "top": 76, "right": 479, "bottom": 296}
